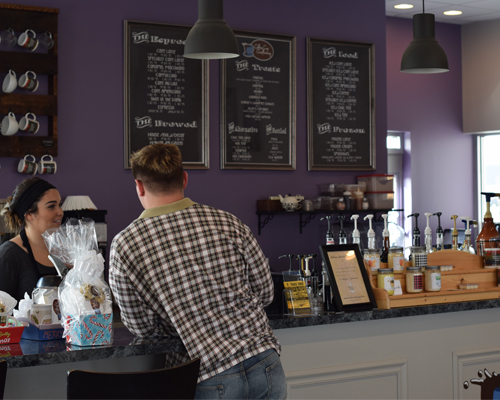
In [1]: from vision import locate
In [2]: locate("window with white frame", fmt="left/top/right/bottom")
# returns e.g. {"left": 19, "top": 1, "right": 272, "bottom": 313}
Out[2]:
{"left": 477, "top": 134, "right": 500, "bottom": 223}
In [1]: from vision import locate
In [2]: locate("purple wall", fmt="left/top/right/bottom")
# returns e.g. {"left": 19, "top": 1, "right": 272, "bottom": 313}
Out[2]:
{"left": 386, "top": 17, "right": 474, "bottom": 235}
{"left": 1, "top": 0, "right": 387, "bottom": 271}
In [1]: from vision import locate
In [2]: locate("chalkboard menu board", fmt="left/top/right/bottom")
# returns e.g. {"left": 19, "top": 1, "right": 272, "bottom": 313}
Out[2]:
{"left": 124, "top": 21, "right": 208, "bottom": 169}
{"left": 307, "top": 38, "right": 375, "bottom": 171}
{"left": 221, "top": 31, "right": 296, "bottom": 170}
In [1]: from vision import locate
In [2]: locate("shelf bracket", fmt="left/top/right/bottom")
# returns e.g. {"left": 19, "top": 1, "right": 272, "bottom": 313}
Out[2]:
{"left": 258, "top": 213, "right": 275, "bottom": 235}
{"left": 299, "top": 213, "right": 316, "bottom": 234}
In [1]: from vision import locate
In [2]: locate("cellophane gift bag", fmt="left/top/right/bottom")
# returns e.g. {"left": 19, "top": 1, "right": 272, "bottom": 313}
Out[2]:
{"left": 43, "top": 218, "right": 113, "bottom": 346}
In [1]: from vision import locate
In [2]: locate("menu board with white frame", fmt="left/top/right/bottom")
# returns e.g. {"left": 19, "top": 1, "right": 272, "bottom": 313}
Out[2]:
{"left": 124, "top": 21, "right": 209, "bottom": 169}
{"left": 307, "top": 38, "right": 375, "bottom": 171}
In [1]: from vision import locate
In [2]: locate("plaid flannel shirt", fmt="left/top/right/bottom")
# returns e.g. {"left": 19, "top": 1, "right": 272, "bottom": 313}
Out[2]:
{"left": 109, "top": 198, "right": 280, "bottom": 381}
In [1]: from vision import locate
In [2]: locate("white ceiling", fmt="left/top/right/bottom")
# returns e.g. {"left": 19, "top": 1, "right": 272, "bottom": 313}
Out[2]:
{"left": 386, "top": 0, "right": 500, "bottom": 24}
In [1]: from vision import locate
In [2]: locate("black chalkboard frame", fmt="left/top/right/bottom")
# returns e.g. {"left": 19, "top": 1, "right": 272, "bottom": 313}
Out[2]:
{"left": 307, "top": 37, "right": 376, "bottom": 171}
{"left": 124, "top": 20, "right": 209, "bottom": 170}
{"left": 220, "top": 30, "right": 296, "bottom": 170}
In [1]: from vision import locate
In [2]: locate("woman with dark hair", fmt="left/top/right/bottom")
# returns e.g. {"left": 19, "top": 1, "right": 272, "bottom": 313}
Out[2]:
{"left": 0, "top": 177, "right": 64, "bottom": 301}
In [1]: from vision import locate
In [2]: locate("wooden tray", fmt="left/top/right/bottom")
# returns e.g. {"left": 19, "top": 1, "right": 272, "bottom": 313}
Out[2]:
{"left": 368, "top": 250, "right": 500, "bottom": 309}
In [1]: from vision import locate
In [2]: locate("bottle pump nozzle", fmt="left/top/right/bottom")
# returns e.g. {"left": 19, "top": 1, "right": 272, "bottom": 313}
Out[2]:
{"left": 451, "top": 215, "right": 459, "bottom": 250}
{"left": 481, "top": 192, "right": 500, "bottom": 219}
{"left": 424, "top": 213, "right": 433, "bottom": 253}
{"left": 364, "top": 214, "right": 375, "bottom": 249}
{"left": 382, "top": 214, "right": 389, "bottom": 239}
{"left": 337, "top": 214, "right": 347, "bottom": 245}
{"left": 279, "top": 253, "right": 295, "bottom": 272}
{"left": 320, "top": 215, "right": 334, "bottom": 245}
{"left": 351, "top": 215, "right": 360, "bottom": 247}
{"left": 433, "top": 212, "right": 443, "bottom": 251}
{"left": 408, "top": 213, "right": 421, "bottom": 247}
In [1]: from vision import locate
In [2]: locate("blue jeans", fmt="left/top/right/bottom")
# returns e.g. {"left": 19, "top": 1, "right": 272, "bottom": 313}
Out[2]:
{"left": 195, "top": 349, "right": 287, "bottom": 399}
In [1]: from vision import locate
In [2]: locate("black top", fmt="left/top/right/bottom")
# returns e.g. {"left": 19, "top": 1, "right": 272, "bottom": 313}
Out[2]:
{"left": 0, "top": 241, "right": 56, "bottom": 302}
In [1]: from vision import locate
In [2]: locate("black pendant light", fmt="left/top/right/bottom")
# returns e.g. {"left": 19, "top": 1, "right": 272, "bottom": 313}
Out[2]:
{"left": 184, "top": 0, "right": 239, "bottom": 59}
{"left": 400, "top": 0, "right": 449, "bottom": 74}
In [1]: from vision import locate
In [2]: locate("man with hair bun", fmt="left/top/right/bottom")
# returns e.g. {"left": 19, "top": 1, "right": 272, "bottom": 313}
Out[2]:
{"left": 109, "top": 144, "right": 286, "bottom": 400}
{"left": 0, "top": 177, "right": 64, "bottom": 301}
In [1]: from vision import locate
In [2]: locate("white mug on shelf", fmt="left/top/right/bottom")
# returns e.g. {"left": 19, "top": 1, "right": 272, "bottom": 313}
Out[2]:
{"left": 18, "top": 71, "right": 38, "bottom": 92}
{"left": 17, "top": 29, "right": 38, "bottom": 51}
{"left": 1, "top": 112, "right": 19, "bottom": 136}
{"left": 19, "top": 112, "right": 40, "bottom": 134}
{"left": 2, "top": 69, "right": 17, "bottom": 93}
{"left": 37, "top": 154, "right": 57, "bottom": 175}
{"left": 18, "top": 154, "right": 37, "bottom": 175}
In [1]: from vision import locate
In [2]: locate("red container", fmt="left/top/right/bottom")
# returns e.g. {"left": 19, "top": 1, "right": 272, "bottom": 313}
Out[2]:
{"left": 0, "top": 326, "right": 25, "bottom": 345}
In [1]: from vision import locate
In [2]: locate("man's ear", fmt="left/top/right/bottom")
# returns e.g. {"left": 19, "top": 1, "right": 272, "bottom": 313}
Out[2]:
{"left": 135, "top": 179, "right": 146, "bottom": 197}
{"left": 183, "top": 171, "right": 188, "bottom": 190}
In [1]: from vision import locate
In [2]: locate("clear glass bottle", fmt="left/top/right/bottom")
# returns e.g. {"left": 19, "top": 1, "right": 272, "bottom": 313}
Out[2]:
{"left": 405, "top": 266, "right": 423, "bottom": 293}
{"left": 424, "top": 265, "right": 441, "bottom": 292}
{"left": 377, "top": 268, "right": 395, "bottom": 296}
{"left": 364, "top": 248, "right": 380, "bottom": 276}
{"left": 388, "top": 247, "right": 405, "bottom": 274}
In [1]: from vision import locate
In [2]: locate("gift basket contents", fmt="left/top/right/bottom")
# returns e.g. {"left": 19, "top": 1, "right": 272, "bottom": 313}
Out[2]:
{"left": 42, "top": 218, "right": 113, "bottom": 346}
{"left": 0, "top": 291, "right": 26, "bottom": 344}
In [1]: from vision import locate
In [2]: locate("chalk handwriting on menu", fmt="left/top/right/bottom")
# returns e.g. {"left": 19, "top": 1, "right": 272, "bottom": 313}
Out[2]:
{"left": 132, "top": 30, "right": 192, "bottom": 148}
{"left": 318, "top": 47, "right": 366, "bottom": 165}
{"left": 225, "top": 36, "right": 291, "bottom": 166}
{"left": 308, "top": 38, "right": 374, "bottom": 170}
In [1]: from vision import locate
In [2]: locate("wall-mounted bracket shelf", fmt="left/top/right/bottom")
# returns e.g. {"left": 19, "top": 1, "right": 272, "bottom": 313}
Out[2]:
{"left": 257, "top": 209, "right": 404, "bottom": 235}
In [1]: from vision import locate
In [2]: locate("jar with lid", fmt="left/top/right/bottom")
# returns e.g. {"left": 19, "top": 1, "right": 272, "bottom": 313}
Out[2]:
{"left": 343, "top": 191, "right": 352, "bottom": 210}
{"left": 405, "top": 267, "right": 423, "bottom": 293}
{"left": 364, "top": 248, "right": 380, "bottom": 276}
{"left": 388, "top": 247, "right": 405, "bottom": 274}
{"left": 410, "top": 246, "right": 427, "bottom": 268}
{"left": 362, "top": 197, "right": 369, "bottom": 210}
{"left": 336, "top": 197, "right": 346, "bottom": 211}
{"left": 353, "top": 189, "right": 363, "bottom": 210}
{"left": 424, "top": 265, "right": 441, "bottom": 292}
{"left": 377, "top": 268, "right": 394, "bottom": 296}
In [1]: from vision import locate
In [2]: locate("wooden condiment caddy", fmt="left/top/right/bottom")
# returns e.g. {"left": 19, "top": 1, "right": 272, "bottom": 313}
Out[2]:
{"left": 367, "top": 250, "right": 500, "bottom": 309}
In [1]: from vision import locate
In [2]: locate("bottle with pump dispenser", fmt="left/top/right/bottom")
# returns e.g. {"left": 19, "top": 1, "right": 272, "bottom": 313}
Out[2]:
{"left": 337, "top": 214, "right": 347, "bottom": 245}
{"left": 364, "top": 214, "right": 376, "bottom": 249}
{"left": 460, "top": 217, "right": 475, "bottom": 254}
{"left": 424, "top": 213, "right": 433, "bottom": 254}
{"left": 408, "top": 213, "right": 421, "bottom": 247}
{"left": 476, "top": 192, "right": 500, "bottom": 253}
{"left": 450, "top": 215, "right": 459, "bottom": 250}
{"left": 321, "top": 215, "right": 335, "bottom": 245}
{"left": 433, "top": 212, "right": 444, "bottom": 251}
{"left": 351, "top": 214, "right": 361, "bottom": 249}
{"left": 380, "top": 214, "right": 390, "bottom": 263}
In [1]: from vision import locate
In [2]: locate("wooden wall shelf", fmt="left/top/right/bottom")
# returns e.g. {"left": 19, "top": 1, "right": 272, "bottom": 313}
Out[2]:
{"left": 369, "top": 249, "right": 500, "bottom": 309}
{"left": 0, "top": 3, "right": 58, "bottom": 158}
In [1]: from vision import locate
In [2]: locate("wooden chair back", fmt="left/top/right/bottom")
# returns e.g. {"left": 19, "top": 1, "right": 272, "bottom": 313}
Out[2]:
{"left": 67, "top": 358, "right": 200, "bottom": 399}
{"left": 0, "top": 360, "right": 6, "bottom": 400}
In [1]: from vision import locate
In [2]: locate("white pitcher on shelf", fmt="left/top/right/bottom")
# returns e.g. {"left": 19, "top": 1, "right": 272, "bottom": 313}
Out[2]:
{"left": 278, "top": 194, "right": 304, "bottom": 212}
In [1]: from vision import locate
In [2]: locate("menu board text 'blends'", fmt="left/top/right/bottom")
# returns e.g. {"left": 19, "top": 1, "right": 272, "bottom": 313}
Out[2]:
{"left": 221, "top": 33, "right": 296, "bottom": 170}
{"left": 124, "top": 22, "right": 208, "bottom": 169}
{"left": 307, "top": 39, "right": 375, "bottom": 171}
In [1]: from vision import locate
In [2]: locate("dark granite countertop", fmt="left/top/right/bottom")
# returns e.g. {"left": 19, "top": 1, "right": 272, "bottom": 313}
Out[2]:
{"left": 2, "top": 299, "right": 500, "bottom": 369}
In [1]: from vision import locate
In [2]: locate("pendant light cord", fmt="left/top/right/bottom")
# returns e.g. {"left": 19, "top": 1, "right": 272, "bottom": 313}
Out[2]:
{"left": 422, "top": 0, "right": 425, "bottom": 14}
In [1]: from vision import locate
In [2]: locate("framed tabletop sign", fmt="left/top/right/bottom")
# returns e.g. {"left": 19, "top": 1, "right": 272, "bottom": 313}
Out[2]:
{"left": 307, "top": 38, "right": 375, "bottom": 171}
{"left": 319, "top": 244, "right": 377, "bottom": 312}
{"left": 221, "top": 31, "right": 296, "bottom": 170}
{"left": 124, "top": 20, "right": 209, "bottom": 169}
